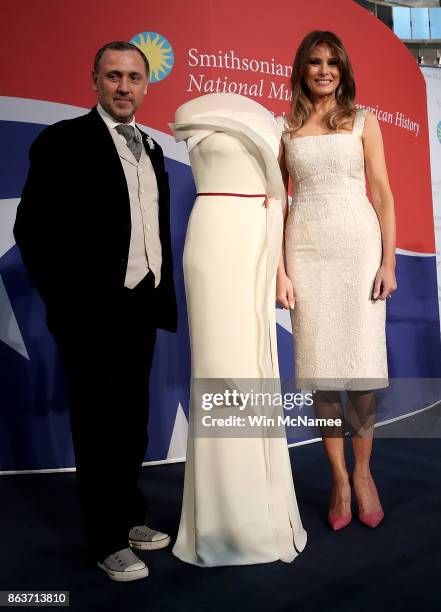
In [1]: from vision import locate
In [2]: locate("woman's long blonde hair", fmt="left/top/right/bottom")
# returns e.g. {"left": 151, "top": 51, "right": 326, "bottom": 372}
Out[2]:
{"left": 288, "top": 30, "right": 356, "bottom": 133}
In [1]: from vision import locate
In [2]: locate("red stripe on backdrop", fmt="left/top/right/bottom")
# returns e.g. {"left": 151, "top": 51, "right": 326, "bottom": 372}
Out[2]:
{"left": 1, "top": 0, "right": 434, "bottom": 253}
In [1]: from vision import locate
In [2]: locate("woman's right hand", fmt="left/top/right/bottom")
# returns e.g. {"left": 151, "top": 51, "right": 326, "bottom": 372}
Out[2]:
{"left": 276, "top": 272, "right": 295, "bottom": 310}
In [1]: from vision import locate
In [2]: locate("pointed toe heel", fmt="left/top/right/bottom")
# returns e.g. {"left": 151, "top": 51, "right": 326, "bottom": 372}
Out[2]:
{"left": 328, "top": 511, "right": 352, "bottom": 531}
{"left": 359, "top": 509, "right": 384, "bottom": 528}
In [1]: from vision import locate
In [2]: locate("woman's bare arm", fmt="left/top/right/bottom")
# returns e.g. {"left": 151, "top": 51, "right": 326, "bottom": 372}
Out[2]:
{"left": 363, "top": 111, "right": 397, "bottom": 300}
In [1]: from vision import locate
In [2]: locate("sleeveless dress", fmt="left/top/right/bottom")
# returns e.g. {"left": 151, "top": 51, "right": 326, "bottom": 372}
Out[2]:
{"left": 169, "top": 93, "right": 307, "bottom": 567}
{"left": 279, "top": 109, "right": 388, "bottom": 391}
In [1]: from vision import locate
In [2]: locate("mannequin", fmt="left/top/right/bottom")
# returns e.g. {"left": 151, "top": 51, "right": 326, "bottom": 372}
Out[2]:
{"left": 170, "top": 93, "right": 307, "bottom": 567}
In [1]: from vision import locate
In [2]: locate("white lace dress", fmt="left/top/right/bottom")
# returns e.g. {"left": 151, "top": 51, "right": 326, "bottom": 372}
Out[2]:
{"left": 279, "top": 109, "right": 388, "bottom": 391}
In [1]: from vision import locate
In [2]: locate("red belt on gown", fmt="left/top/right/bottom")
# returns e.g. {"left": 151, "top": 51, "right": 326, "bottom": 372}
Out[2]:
{"left": 196, "top": 192, "right": 269, "bottom": 208}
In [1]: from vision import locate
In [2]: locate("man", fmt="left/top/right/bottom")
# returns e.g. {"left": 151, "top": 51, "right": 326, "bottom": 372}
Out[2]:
{"left": 14, "top": 41, "right": 177, "bottom": 582}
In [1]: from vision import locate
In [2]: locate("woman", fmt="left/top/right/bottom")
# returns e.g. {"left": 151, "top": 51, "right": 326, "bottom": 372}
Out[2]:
{"left": 277, "top": 31, "right": 397, "bottom": 530}
{"left": 169, "top": 92, "right": 307, "bottom": 566}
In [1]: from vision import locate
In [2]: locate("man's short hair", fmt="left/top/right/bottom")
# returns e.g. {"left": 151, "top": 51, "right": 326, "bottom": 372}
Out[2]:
{"left": 94, "top": 41, "right": 150, "bottom": 77}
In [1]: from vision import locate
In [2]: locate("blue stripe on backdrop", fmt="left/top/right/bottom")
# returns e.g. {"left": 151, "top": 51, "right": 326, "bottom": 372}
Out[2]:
{"left": 278, "top": 253, "right": 441, "bottom": 444}
{"left": 0, "top": 245, "right": 73, "bottom": 471}
{"left": 0, "top": 154, "right": 195, "bottom": 470}
{"left": 1, "top": 118, "right": 441, "bottom": 470}
{"left": 278, "top": 253, "right": 441, "bottom": 380}
{"left": 0, "top": 121, "right": 45, "bottom": 197}
{"left": 387, "top": 254, "right": 441, "bottom": 378}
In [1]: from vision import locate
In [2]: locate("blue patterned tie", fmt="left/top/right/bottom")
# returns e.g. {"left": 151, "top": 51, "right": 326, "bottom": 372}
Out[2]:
{"left": 116, "top": 124, "right": 142, "bottom": 162}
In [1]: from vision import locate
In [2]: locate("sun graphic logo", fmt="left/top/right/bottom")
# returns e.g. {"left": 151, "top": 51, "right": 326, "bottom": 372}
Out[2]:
{"left": 437, "top": 120, "right": 441, "bottom": 144}
{"left": 130, "top": 32, "right": 174, "bottom": 83}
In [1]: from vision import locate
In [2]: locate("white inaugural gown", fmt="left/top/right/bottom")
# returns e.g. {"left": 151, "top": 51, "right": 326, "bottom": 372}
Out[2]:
{"left": 170, "top": 93, "right": 307, "bottom": 567}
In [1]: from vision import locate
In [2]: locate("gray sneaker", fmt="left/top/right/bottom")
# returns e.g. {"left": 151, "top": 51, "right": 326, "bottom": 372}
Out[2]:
{"left": 97, "top": 547, "right": 149, "bottom": 582}
{"left": 129, "top": 525, "right": 171, "bottom": 551}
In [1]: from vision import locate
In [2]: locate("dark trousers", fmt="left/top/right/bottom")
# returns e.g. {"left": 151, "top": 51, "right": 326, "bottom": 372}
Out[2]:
{"left": 54, "top": 272, "right": 157, "bottom": 562}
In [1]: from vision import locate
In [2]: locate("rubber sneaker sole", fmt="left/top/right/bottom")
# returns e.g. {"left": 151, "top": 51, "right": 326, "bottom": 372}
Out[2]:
{"left": 97, "top": 562, "right": 149, "bottom": 581}
{"left": 129, "top": 534, "right": 171, "bottom": 551}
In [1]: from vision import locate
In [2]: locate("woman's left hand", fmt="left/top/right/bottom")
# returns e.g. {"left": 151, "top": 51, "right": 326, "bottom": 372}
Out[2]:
{"left": 372, "top": 264, "right": 397, "bottom": 300}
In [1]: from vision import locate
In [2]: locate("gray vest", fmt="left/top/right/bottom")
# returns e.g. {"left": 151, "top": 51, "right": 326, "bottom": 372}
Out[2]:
{"left": 109, "top": 126, "right": 162, "bottom": 289}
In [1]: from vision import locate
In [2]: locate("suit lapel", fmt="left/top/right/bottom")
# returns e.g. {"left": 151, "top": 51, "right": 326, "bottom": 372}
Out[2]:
{"left": 87, "top": 108, "right": 166, "bottom": 197}
{"left": 85, "top": 107, "right": 131, "bottom": 220}
{"left": 86, "top": 107, "right": 126, "bottom": 165}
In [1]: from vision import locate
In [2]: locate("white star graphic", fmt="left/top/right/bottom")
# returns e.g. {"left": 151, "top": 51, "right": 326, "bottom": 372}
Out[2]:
{"left": 0, "top": 198, "right": 29, "bottom": 359}
{"left": 276, "top": 308, "right": 293, "bottom": 333}
{"left": 166, "top": 402, "right": 188, "bottom": 460}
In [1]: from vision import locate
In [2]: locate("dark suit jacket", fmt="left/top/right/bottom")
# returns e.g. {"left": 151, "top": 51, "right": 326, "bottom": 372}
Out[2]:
{"left": 14, "top": 107, "right": 177, "bottom": 334}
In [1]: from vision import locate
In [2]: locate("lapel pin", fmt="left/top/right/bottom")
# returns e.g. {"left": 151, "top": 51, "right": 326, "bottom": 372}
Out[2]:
{"left": 145, "top": 135, "right": 155, "bottom": 150}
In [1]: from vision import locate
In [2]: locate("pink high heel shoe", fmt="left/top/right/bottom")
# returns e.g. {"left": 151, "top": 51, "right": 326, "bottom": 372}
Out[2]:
{"left": 355, "top": 476, "right": 384, "bottom": 528}
{"left": 328, "top": 510, "right": 352, "bottom": 531}
{"left": 359, "top": 509, "right": 384, "bottom": 528}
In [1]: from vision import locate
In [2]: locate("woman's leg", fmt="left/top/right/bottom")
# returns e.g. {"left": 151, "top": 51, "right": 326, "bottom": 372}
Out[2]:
{"left": 314, "top": 391, "right": 351, "bottom": 517}
{"left": 347, "top": 391, "right": 383, "bottom": 517}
